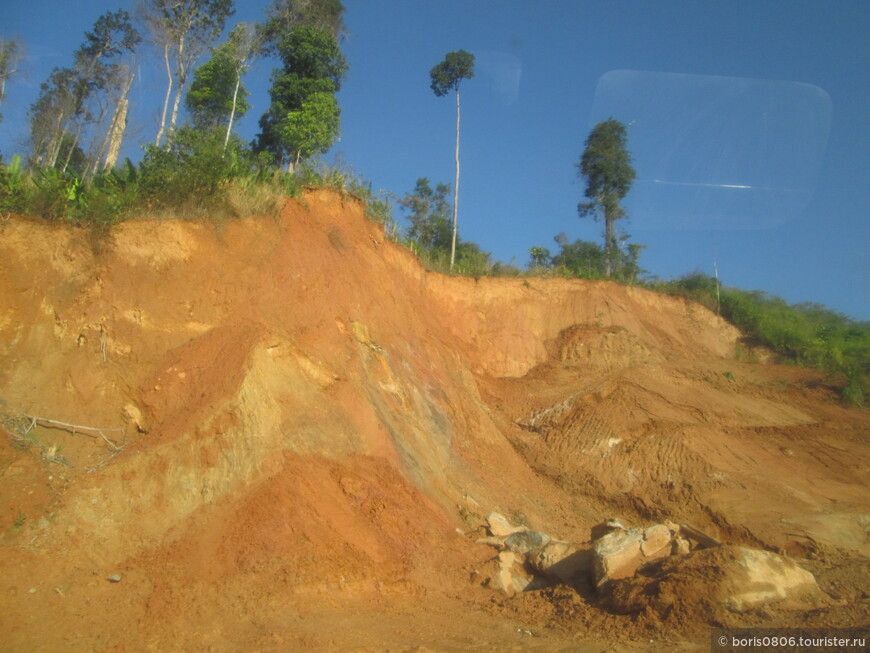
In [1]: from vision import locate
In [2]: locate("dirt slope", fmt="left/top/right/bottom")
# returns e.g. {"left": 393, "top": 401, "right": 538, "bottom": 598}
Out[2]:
{"left": 0, "top": 191, "right": 867, "bottom": 652}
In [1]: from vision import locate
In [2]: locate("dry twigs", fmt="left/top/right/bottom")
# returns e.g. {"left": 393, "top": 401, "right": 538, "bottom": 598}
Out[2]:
{"left": 1, "top": 411, "right": 127, "bottom": 469}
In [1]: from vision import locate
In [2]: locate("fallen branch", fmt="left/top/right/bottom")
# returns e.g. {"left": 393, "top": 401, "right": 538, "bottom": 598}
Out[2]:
{"left": 679, "top": 522, "right": 722, "bottom": 548}
{"left": 2, "top": 411, "right": 128, "bottom": 469}
{"left": 26, "top": 415, "right": 125, "bottom": 451}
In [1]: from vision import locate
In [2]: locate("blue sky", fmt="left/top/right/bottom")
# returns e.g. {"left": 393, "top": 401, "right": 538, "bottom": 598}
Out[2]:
{"left": 1, "top": 1, "right": 868, "bottom": 320}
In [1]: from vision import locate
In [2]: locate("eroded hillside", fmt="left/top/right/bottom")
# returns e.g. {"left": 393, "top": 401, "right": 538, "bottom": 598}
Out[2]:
{"left": 1, "top": 191, "right": 867, "bottom": 651}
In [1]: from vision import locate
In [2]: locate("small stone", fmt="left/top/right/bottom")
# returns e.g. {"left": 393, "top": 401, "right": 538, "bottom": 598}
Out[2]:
{"left": 591, "top": 517, "right": 626, "bottom": 540}
{"left": 486, "top": 512, "right": 527, "bottom": 537}
{"left": 107, "top": 574, "right": 122, "bottom": 583}
{"left": 505, "top": 530, "right": 550, "bottom": 554}
{"left": 672, "top": 535, "right": 692, "bottom": 555}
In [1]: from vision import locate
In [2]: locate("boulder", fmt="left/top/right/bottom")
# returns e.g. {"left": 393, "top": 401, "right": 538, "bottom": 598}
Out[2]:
{"left": 602, "top": 545, "right": 825, "bottom": 619}
{"left": 493, "top": 550, "right": 534, "bottom": 597}
{"left": 529, "top": 540, "right": 590, "bottom": 583}
{"left": 592, "top": 524, "right": 674, "bottom": 587}
{"left": 721, "top": 547, "right": 822, "bottom": 612}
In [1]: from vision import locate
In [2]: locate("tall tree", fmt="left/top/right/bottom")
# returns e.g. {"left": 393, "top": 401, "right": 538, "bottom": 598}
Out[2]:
{"left": 186, "top": 23, "right": 256, "bottom": 149}
{"left": 27, "top": 10, "right": 140, "bottom": 172}
{"left": 577, "top": 118, "right": 636, "bottom": 278}
{"left": 256, "top": 24, "right": 346, "bottom": 171}
{"left": 430, "top": 49, "right": 474, "bottom": 271}
{"left": 139, "top": 0, "right": 234, "bottom": 147}
{"left": 0, "top": 38, "right": 24, "bottom": 123}
{"left": 80, "top": 10, "right": 141, "bottom": 176}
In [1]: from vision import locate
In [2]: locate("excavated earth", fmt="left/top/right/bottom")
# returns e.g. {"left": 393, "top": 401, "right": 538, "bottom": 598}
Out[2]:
{"left": 0, "top": 190, "right": 867, "bottom": 652}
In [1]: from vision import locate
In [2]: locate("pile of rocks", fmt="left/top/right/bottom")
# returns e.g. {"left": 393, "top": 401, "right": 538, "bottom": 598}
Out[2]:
{"left": 475, "top": 512, "right": 823, "bottom": 612}
{"left": 475, "top": 512, "right": 588, "bottom": 596}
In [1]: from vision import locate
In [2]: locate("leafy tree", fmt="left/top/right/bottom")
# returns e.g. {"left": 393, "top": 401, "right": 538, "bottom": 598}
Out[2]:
{"left": 186, "top": 23, "right": 255, "bottom": 149}
{"left": 139, "top": 0, "right": 234, "bottom": 147}
{"left": 577, "top": 118, "right": 636, "bottom": 278}
{"left": 552, "top": 234, "right": 605, "bottom": 279}
{"left": 0, "top": 38, "right": 24, "bottom": 123}
{"left": 398, "top": 178, "right": 452, "bottom": 253}
{"left": 256, "top": 24, "right": 346, "bottom": 171}
{"left": 430, "top": 49, "right": 474, "bottom": 271}
{"left": 276, "top": 91, "right": 339, "bottom": 170}
{"left": 528, "top": 245, "right": 552, "bottom": 269}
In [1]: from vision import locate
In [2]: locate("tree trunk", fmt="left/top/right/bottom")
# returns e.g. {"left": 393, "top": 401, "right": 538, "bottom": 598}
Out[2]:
{"left": 603, "top": 209, "right": 614, "bottom": 278}
{"left": 167, "top": 35, "right": 188, "bottom": 141}
{"left": 155, "top": 42, "right": 172, "bottom": 146}
{"left": 104, "top": 96, "right": 128, "bottom": 170}
{"left": 102, "top": 70, "right": 134, "bottom": 170}
{"left": 450, "top": 87, "right": 461, "bottom": 271}
{"left": 224, "top": 70, "right": 241, "bottom": 151}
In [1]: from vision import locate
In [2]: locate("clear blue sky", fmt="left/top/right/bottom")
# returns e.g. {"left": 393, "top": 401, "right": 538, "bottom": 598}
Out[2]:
{"left": 2, "top": 1, "right": 868, "bottom": 320}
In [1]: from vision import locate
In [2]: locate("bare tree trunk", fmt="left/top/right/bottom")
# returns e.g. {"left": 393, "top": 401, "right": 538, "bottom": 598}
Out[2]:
{"left": 167, "top": 35, "right": 187, "bottom": 140}
{"left": 60, "top": 123, "right": 83, "bottom": 173}
{"left": 155, "top": 42, "right": 172, "bottom": 146}
{"left": 224, "top": 71, "right": 241, "bottom": 151}
{"left": 84, "top": 100, "right": 112, "bottom": 179}
{"left": 104, "top": 96, "right": 128, "bottom": 170}
{"left": 102, "top": 70, "right": 134, "bottom": 170}
{"left": 603, "top": 209, "right": 614, "bottom": 278}
{"left": 450, "top": 87, "right": 461, "bottom": 271}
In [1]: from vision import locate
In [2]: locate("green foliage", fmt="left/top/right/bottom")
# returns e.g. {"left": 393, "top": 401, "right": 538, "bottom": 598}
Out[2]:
{"left": 398, "top": 178, "right": 452, "bottom": 252}
{"left": 277, "top": 92, "right": 340, "bottom": 169}
{"left": 528, "top": 246, "right": 552, "bottom": 269}
{"left": 654, "top": 272, "right": 870, "bottom": 405}
{"left": 538, "top": 233, "right": 645, "bottom": 282}
{"left": 396, "top": 176, "right": 491, "bottom": 275}
{"left": 256, "top": 25, "right": 346, "bottom": 169}
{"left": 429, "top": 50, "right": 475, "bottom": 97}
{"left": 138, "top": 126, "right": 251, "bottom": 211}
{"left": 0, "top": 154, "right": 26, "bottom": 213}
{"left": 577, "top": 118, "right": 636, "bottom": 278}
{"left": 551, "top": 234, "right": 605, "bottom": 279}
{"left": 0, "top": 38, "right": 24, "bottom": 122}
{"left": 258, "top": 0, "right": 345, "bottom": 52}
{"left": 186, "top": 40, "right": 251, "bottom": 130}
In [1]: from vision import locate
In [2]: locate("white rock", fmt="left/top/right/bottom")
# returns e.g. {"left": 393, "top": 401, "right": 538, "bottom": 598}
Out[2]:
{"left": 722, "top": 547, "right": 821, "bottom": 612}
{"left": 486, "top": 512, "right": 528, "bottom": 537}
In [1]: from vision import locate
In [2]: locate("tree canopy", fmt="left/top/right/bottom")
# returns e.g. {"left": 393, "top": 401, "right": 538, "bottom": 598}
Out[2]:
{"left": 258, "top": 0, "right": 345, "bottom": 53}
{"left": 429, "top": 50, "right": 475, "bottom": 97}
{"left": 186, "top": 25, "right": 253, "bottom": 132}
{"left": 256, "top": 24, "right": 346, "bottom": 170}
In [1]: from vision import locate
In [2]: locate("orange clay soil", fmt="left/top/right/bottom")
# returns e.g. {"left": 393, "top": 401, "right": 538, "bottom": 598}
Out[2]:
{"left": 0, "top": 190, "right": 867, "bottom": 652}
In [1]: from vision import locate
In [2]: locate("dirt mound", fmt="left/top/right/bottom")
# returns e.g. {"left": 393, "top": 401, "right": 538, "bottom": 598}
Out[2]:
{"left": 0, "top": 190, "right": 867, "bottom": 651}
